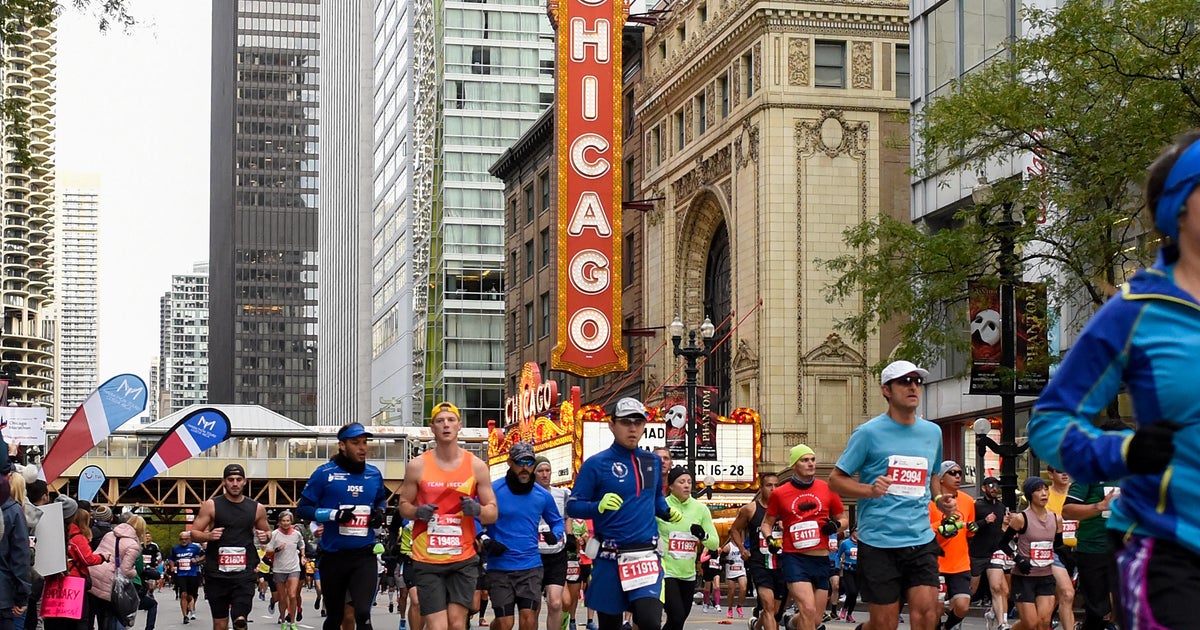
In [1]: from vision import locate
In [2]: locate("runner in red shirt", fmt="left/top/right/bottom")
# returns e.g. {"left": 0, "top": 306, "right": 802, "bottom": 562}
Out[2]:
{"left": 761, "top": 445, "right": 847, "bottom": 630}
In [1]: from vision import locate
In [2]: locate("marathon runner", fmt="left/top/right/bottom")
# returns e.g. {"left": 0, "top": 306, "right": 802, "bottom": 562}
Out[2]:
{"left": 657, "top": 466, "right": 718, "bottom": 630}
{"left": 998, "top": 478, "right": 1061, "bottom": 630}
{"left": 298, "top": 422, "right": 389, "bottom": 630}
{"left": 1060, "top": 438, "right": 1120, "bottom": 630}
{"left": 534, "top": 455, "right": 571, "bottom": 630}
{"left": 190, "top": 464, "right": 272, "bottom": 630}
{"left": 761, "top": 444, "right": 846, "bottom": 630}
{"left": 1043, "top": 467, "right": 1076, "bottom": 630}
{"left": 168, "top": 531, "right": 204, "bottom": 623}
{"left": 829, "top": 360, "right": 953, "bottom": 630}
{"left": 142, "top": 533, "right": 163, "bottom": 593}
{"left": 966, "top": 476, "right": 1006, "bottom": 629}
{"left": 729, "top": 473, "right": 783, "bottom": 630}
{"left": 482, "top": 442, "right": 563, "bottom": 630}
{"left": 722, "top": 539, "right": 749, "bottom": 619}
{"left": 834, "top": 529, "right": 859, "bottom": 624}
{"left": 566, "top": 397, "right": 680, "bottom": 630}
{"left": 399, "top": 402, "right": 499, "bottom": 630}
{"left": 563, "top": 518, "right": 591, "bottom": 630}
{"left": 926, "top": 461, "right": 974, "bottom": 630}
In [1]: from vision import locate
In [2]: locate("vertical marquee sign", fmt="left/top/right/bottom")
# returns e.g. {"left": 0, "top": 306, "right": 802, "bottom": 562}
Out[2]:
{"left": 549, "top": 0, "right": 628, "bottom": 376}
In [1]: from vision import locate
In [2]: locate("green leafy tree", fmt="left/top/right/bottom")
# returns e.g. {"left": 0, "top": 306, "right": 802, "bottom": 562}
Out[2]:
{"left": 822, "top": 0, "right": 1200, "bottom": 370}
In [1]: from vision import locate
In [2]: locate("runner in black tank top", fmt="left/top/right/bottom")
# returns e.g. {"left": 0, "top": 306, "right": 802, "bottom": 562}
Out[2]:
{"left": 190, "top": 464, "right": 272, "bottom": 630}
{"left": 729, "top": 474, "right": 784, "bottom": 630}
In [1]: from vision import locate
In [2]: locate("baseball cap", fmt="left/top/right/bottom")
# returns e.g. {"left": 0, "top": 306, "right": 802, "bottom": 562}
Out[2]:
{"left": 788, "top": 444, "right": 815, "bottom": 467}
{"left": 981, "top": 476, "right": 1000, "bottom": 487}
{"left": 1022, "top": 476, "right": 1048, "bottom": 498}
{"left": 337, "top": 422, "right": 374, "bottom": 441}
{"left": 509, "top": 442, "right": 535, "bottom": 461}
{"left": 430, "top": 401, "right": 461, "bottom": 420}
{"left": 880, "top": 360, "right": 930, "bottom": 385}
{"left": 937, "top": 460, "right": 962, "bottom": 478}
{"left": 223, "top": 463, "right": 246, "bottom": 478}
{"left": 612, "top": 397, "right": 647, "bottom": 420}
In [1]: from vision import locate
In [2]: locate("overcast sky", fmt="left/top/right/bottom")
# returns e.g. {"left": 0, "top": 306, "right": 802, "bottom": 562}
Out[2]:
{"left": 55, "top": 1, "right": 212, "bottom": 391}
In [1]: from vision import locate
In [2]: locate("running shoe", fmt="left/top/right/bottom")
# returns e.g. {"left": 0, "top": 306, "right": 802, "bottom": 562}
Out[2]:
{"left": 845, "top": 615, "right": 855, "bottom": 624}
{"left": 190, "top": 612, "right": 197, "bottom": 620}
{"left": 399, "top": 621, "right": 408, "bottom": 630}
{"left": 716, "top": 606, "right": 723, "bottom": 613}
{"left": 727, "top": 608, "right": 733, "bottom": 619}
{"left": 703, "top": 605, "right": 711, "bottom": 614}
{"left": 748, "top": 615, "right": 757, "bottom": 630}
{"left": 183, "top": 619, "right": 189, "bottom": 625}
{"left": 587, "top": 622, "right": 597, "bottom": 630}
{"left": 822, "top": 612, "right": 833, "bottom": 622}
{"left": 269, "top": 603, "right": 276, "bottom": 615}
{"left": 737, "top": 607, "right": 745, "bottom": 618}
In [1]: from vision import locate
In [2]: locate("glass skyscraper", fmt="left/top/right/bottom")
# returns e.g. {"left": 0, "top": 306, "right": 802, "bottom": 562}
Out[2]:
{"left": 54, "top": 172, "right": 100, "bottom": 420}
{"left": 369, "top": 0, "right": 554, "bottom": 427}
{"left": 209, "top": 0, "right": 321, "bottom": 424}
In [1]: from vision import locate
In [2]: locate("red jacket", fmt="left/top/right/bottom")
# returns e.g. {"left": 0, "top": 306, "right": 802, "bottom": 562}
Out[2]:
{"left": 66, "top": 523, "right": 105, "bottom": 579}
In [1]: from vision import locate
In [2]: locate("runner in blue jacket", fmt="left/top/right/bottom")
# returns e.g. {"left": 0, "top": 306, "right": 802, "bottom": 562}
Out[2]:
{"left": 567, "top": 398, "right": 680, "bottom": 630}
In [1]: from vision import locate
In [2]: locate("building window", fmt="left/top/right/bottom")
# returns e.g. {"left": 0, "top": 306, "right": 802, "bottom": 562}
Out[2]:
{"left": 741, "top": 51, "right": 754, "bottom": 97}
{"left": 624, "top": 156, "right": 636, "bottom": 203}
{"left": 625, "top": 90, "right": 636, "bottom": 138}
{"left": 540, "top": 228, "right": 550, "bottom": 267}
{"left": 524, "top": 240, "right": 534, "bottom": 278}
{"left": 658, "top": 40, "right": 666, "bottom": 61}
{"left": 510, "top": 250, "right": 518, "bottom": 283}
{"left": 540, "top": 292, "right": 551, "bottom": 337}
{"left": 695, "top": 92, "right": 707, "bottom": 134}
{"left": 508, "top": 198, "right": 518, "bottom": 235}
{"left": 650, "top": 125, "right": 662, "bottom": 166}
{"left": 815, "top": 41, "right": 846, "bottom": 88}
{"left": 471, "top": 46, "right": 491, "bottom": 75}
{"left": 624, "top": 315, "right": 636, "bottom": 362}
{"left": 509, "top": 311, "right": 517, "bottom": 345}
{"left": 524, "top": 185, "right": 534, "bottom": 224}
{"left": 539, "top": 172, "right": 550, "bottom": 213}
{"left": 525, "top": 302, "right": 534, "bottom": 345}
{"left": 718, "top": 75, "right": 729, "bottom": 118}
{"left": 675, "top": 111, "right": 685, "bottom": 150}
{"left": 677, "top": 24, "right": 685, "bottom": 43}
{"left": 896, "top": 44, "right": 910, "bottom": 99}
{"left": 697, "top": 3, "right": 707, "bottom": 23}
{"left": 623, "top": 232, "right": 635, "bottom": 287}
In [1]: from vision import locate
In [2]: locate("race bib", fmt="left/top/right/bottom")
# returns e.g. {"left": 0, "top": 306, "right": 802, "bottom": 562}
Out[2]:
{"left": 667, "top": 531, "right": 699, "bottom": 560}
{"left": 428, "top": 514, "right": 464, "bottom": 556}
{"left": 338, "top": 505, "right": 371, "bottom": 537}
{"left": 218, "top": 547, "right": 246, "bottom": 573}
{"left": 886, "top": 455, "right": 929, "bottom": 497}
{"left": 538, "top": 523, "right": 557, "bottom": 552}
{"left": 1062, "top": 520, "right": 1078, "bottom": 543}
{"left": 788, "top": 521, "right": 821, "bottom": 551}
{"left": 849, "top": 546, "right": 857, "bottom": 561}
{"left": 708, "top": 556, "right": 721, "bottom": 570}
{"left": 938, "top": 575, "right": 946, "bottom": 601}
{"left": 827, "top": 535, "right": 838, "bottom": 552}
{"left": 617, "top": 550, "right": 659, "bottom": 592}
{"left": 178, "top": 558, "right": 192, "bottom": 572}
{"left": 728, "top": 562, "right": 744, "bottom": 574}
{"left": 990, "top": 550, "right": 1013, "bottom": 568}
{"left": 1029, "top": 541, "right": 1054, "bottom": 567}
{"left": 567, "top": 560, "right": 581, "bottom": 580}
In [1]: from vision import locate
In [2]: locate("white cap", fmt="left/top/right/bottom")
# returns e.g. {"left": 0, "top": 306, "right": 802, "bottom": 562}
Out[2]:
{"left": 880, "top": 360, "right": 930, "bottom": 385}
{"left": 612, "top": 397, "right": 648, "bottom": 419}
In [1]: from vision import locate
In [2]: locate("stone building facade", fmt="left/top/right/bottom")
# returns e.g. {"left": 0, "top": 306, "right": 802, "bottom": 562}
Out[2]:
{"left": 637, "top": 0, "right": 911, "bottom": 465}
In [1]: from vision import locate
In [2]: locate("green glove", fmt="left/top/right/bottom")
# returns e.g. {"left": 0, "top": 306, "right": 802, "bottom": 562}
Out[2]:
{"left": 598, "top": 493, "right": 623, "bottom": 513}
{"left": 668, "top": 507, "right": 683, "bottom": 523}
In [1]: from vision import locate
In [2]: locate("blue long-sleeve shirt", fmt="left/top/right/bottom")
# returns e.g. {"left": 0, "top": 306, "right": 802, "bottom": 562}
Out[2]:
{"left": 297, "top": 459, "right": 388, "bottom": 552}
{"left": 567, "top": 443, "right": 669, "bottom": 546}
{"left": 486, "top": 479, "right": 564, "bottom": 571}
{"left": 1029, "top": 261, "right": 1200, "bottom": 555}
{"left": 835, "top": 538, "right": 857, "bottom": 570}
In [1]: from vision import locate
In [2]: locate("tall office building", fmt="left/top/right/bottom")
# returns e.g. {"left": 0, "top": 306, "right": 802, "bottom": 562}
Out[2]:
{"left": 210, "top": 0, "right": 321, "bottom": 424}
{"left": 369, "top": 0, "right": 555, "bottom": 426}
{"left": 0, "top": 18, "right": 57, "bottom": 408}
{"left": 158, "top": 263, "right": 210, "bottom": 415}
{"left": 54, "top": 172, "right": 100, "bottom": 420}
{"left": 316, "top": 0, "right": 372, "bottom": 425}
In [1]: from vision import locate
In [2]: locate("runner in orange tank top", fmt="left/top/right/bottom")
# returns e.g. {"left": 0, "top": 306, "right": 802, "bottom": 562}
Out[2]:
{"left": 400, "top": 402, "right": 499, "bottom": 630}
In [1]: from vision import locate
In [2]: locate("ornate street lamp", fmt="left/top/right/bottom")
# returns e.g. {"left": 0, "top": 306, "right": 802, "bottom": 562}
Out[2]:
{"left": 670, "top": 314, "right": 715, "bottom": 480}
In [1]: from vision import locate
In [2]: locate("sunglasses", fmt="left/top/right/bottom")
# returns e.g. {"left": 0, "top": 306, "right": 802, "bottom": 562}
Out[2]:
{"left": 614, "top": 417, "right": 647, "bottom": 426}
{"left": 890, "top": 376, "right": 924, "bottom": 386}
{"left": 945, "top": 469, "right": 963, "bottom": 477}
{"left": 513, "top": 458, "right": 537, "bottom": 467}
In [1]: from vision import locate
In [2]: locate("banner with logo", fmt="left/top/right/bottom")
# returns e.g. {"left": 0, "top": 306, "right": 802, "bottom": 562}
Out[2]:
{"left": 129, "top": 408, "right": 232, "bottom": 487}
{"left": 76, "top": 465, "right": 106, "bottom": 503}
{"left": 1, "top": 406, "right": 48, "bottom": 445}
{"left": 661, "top": 386, "right": 720, "bottom": 461}
{"left": 968, "top": 282, "right": 1049, "bottom": 396}
{"left": 1013, "top": 282, "right": 1049, "bottom": 396}
{"left": 549, "top": 0, "right": 629, "bottom": 377}
{"left": 41, "top": 374, "right": 148, "bottom": 482}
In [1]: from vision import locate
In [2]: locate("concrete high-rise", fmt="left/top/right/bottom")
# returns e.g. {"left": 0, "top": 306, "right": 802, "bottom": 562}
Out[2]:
{"left": 158, "top": 263, "right": 210, "bottom": 415}
{"left": 0, "top": 18, "right": 57, "bottom": 408}
{"left": 54, "top": 172, "right": 100, "bottom": 420}
{"left": 369, "top": 0, "right": 555, "bottom": 427}
{"left": 209, "top": 0, "right": 321, "bottom": 424}
{"left": 316, "top": 0, "right": 372, "bottom": 425}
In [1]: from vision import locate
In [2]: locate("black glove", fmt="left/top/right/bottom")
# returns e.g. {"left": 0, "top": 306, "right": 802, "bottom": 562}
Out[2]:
{"left": 542, "top": 531, "right": 558, "bottom": 545}
{"left": 1126, "top": 421, "right": 1181, "bottom": 474}
{"left": 336, "top": 508, "right": 357, "bottom": 524}
{"left": 690, "top": 524, "right": 708, "bottom": 541}
{"left": 415, "top": 504, "right": 438, "bottom": 521}
{"left": 1014, "top": 554, "right": 1032, "bottom": 574}
{"left": 565, "top": 534, "right": 579, "bottom": 553}
{"left": 483, "top": 536, "right": 508, "bottom": 557}
{"left": 461, "top": 497, "right": 483, "bottom": 517}
{"left": 820, "top": 518, "right": 839, "bottom": 536}
{"left": 369, "top": 509, "right": 386, "bottom": 528}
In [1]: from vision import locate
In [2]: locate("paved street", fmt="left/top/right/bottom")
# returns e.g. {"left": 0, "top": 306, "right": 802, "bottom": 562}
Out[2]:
{"left": 140, "top": 587, "right": 996, "bottom": 630}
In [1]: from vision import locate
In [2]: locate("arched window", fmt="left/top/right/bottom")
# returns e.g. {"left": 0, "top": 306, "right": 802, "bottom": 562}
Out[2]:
{"left": 703, "top": 222, "right": 732, "bottom": 415}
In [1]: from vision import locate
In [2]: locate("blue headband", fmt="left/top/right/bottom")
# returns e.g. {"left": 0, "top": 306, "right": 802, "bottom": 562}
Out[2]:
{"left": 1156, "top": 139, "right": 1200, "bottom": 242}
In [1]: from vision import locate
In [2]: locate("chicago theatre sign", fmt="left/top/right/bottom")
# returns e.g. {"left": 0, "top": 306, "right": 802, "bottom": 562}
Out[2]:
{"left": 549, "top": 0, "right": 628, "bottom": 377}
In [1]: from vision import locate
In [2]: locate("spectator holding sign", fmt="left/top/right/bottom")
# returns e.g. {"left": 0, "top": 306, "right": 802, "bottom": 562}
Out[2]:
{"left": 829, "top": 361, "right": 953, "bottom": 630}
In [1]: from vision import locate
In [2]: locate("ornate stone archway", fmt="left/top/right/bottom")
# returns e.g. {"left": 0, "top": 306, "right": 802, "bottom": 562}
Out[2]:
{"left": 675, "top": 187, "right": 732, "bottom": 331}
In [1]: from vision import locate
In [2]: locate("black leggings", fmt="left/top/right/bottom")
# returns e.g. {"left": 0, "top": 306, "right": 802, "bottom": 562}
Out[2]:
{"left": 319, "top": 547, "right": 379, "bottom": 630}
{"left": 663, "top": 578, "right": 696, "bottom": 630}
{"left": 841, "top": 569, "right": 860, "bottom": 616}
{"left": 597, "top": 597, "right": 663, "bottom": 630}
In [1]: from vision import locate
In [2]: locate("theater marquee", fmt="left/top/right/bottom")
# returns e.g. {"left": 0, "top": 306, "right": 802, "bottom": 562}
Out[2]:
{"left": 549, "top": 0, "right": 628, "bottom": 376}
